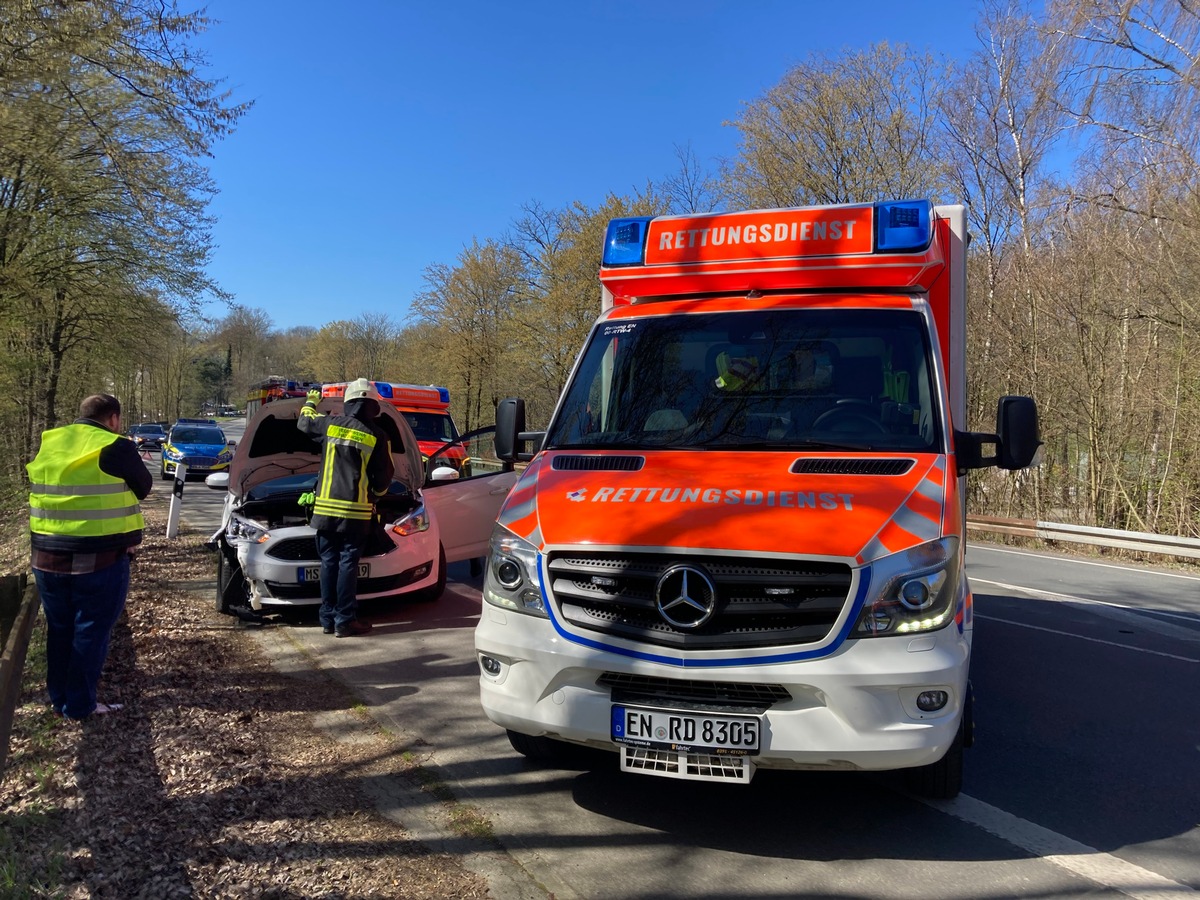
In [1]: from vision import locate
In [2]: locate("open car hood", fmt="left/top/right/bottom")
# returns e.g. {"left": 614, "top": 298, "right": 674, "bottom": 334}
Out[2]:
{"left": 228, "top": 398, "right": 425, "bottom": 499}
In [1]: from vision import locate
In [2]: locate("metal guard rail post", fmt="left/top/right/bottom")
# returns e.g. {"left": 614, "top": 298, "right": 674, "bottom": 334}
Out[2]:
{"left": 966, "top": 516, "right": 1200, "bottom": 561}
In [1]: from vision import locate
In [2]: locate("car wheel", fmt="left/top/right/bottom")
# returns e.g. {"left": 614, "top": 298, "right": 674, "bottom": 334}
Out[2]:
{"left": 215, "top": 547, "right": 248, "bottom": 614}
{"left": 161, "top": 465, "right": 172, "bottom": 481}
{"left": 410, "top": 544, "right": 447, "bottom": 603}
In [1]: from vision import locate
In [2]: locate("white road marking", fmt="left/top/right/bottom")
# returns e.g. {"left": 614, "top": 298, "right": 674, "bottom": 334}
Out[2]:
{"left": 971, "top": 577, "right": 1199, "bottom": 624}
{"left": 924, "top": 794, "right": 1197, "bottom": 899}
{"left": 975, "top": 613, "right": 1199, "bottom": 663}
{"left": 970, "top": 543, "right": 1200, "bottom": 582}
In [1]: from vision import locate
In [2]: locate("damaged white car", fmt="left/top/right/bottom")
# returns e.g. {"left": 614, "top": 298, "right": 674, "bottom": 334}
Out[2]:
{"left": 205, "top": 397, "right": 518, "bottom": 617}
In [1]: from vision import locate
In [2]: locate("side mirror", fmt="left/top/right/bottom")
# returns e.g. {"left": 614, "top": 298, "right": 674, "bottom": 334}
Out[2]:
{"left": 494, "top": 398, "right": 525, "bottom": 461}
{"left": 205, "top": 472, "right": 230, "bottom": 490}
{"left": 954, "top": 395, "right": 1042, "bottom": 472}
{"left": 995, "top": 395, "right": 1042, "bottom": 470}
{"left": 430, "top": 465, "right": 460, "bottom": 482}
{"left": 495, "top": 398, "right": 544, "bottom": 462}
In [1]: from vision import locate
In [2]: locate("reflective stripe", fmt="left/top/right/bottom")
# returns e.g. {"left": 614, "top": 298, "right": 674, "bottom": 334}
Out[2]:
{"left": 30, "top": 504, "right": 141, "bottom": 520}
{"left": 327, "top": 424, "right": 377, "bottom": 448}
{"left": 29, "top": 482, "right": 128, "bottom": 496}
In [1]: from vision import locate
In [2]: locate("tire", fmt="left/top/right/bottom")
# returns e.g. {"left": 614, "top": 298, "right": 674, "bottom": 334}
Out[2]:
{"left": 907, "top": 716, "right": 965, "bottom": 799}
{"left": 506, "top": 729, "right": 576, "bottom": 764}
{"left": 161, "top": 466, "right": 172, "bottom": 481}
{"left": 215, "top": 548, "right": 247, "bottom": 614}
{"left": 410, "top": 544, "right": 447, "bottom": 603}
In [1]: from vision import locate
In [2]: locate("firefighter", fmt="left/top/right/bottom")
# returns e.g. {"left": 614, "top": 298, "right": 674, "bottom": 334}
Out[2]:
{"left": 27, "top": 393, "right": 153, "bottom": 718}
{"left": 297, "top": 378, "right": 395, "bottom": 637}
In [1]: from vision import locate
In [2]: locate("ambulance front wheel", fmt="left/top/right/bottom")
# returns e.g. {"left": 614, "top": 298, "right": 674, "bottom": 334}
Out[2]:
{"left": 907, "top": 715, "right": 965, "bottom": 799}
{"left": 506, "top": 729, "right": 575, "bottom": 764}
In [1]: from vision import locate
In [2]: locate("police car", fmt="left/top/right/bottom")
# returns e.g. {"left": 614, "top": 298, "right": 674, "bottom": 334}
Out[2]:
{"left": 162, "top": 418, "right": 235, "bottom": 480}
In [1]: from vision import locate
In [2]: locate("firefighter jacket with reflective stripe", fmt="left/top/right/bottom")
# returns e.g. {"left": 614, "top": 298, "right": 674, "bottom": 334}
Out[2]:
{"left": 28, "top": 422, "right": 147, "bottom": 552}
{"left": 297, "top": 402, "right": 395, "bottom": 534}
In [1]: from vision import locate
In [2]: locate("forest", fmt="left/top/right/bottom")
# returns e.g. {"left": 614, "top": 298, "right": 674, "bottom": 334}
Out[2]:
{"left": 2, "top": 1, "right": 1198, "bottom": 536}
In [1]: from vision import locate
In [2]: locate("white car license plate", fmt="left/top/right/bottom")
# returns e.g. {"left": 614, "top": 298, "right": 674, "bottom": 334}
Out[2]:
{"left": 611, "top": 705, "right": 760, "bottom": 755}
{"left": 299, "top": 564, "right": 369, "bottom": 582}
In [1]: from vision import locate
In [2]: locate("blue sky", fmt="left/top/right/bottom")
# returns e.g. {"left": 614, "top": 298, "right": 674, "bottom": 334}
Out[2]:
{"left": 198, "top": 1, "right": 987, "bottom": 332}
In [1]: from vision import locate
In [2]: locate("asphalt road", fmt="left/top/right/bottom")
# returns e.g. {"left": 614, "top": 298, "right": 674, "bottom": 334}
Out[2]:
{"left": 164, "top": 442, "right": 1200, "bottom": 900}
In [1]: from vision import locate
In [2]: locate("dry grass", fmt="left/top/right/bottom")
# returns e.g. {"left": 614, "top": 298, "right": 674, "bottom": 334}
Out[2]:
{"left": 0, "top": 500, "right": 491, "bottom": 898}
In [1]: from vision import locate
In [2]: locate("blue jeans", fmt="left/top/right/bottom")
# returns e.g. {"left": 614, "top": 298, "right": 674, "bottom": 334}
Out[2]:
{"left": 35, "top": 556, "right": 131, "bottom": 719}
{"left": 314, "top": 531, "right": 365, "bottom": 630}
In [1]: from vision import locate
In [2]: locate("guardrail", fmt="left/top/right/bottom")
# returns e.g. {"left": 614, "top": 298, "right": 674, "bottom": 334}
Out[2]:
{"left": 1, "top": 574, "right": 38, "bottom": 775}
{"left": 966, "top": 516, "right": 1200, "bottom": 561}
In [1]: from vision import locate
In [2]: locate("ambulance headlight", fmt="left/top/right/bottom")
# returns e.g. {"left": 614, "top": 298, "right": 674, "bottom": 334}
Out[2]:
{"left": 483, "top": 527, "right": 546, "bottom": 617}
{"left": 852, "top": 537, "right": 960, "bottom": 637}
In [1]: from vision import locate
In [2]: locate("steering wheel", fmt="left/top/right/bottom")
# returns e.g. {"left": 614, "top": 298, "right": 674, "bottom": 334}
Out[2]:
{"left": 812, "top": 407, "right": 887, "bottom": 434}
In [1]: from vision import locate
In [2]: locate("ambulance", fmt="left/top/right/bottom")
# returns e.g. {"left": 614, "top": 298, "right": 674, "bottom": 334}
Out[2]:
{"left": 475, "top": 200, "right": 1042, "bottom": 797}
{"left": 320, "top": 381, "right": 467, "bottom": 473}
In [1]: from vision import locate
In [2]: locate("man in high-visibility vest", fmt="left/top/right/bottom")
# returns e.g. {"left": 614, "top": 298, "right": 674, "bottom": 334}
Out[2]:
{"left": 297, "top": 378, "right": 395, "bottom": 637}
{"left": 27, "top": 393, "right": 153, "bottom": 719}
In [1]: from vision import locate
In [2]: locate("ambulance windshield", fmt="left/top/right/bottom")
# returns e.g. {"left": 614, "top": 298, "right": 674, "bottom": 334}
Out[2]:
{"left": 544, "top": 308, "right": 943, "bottom": 453}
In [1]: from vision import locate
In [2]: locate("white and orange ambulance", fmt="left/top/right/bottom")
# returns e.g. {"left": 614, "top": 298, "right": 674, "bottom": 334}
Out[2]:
{"left": 476, "top": 200, "right": 1041, "bottom": 796}
{"left": 321, "top": 381, "right": 467, "bottom": 472}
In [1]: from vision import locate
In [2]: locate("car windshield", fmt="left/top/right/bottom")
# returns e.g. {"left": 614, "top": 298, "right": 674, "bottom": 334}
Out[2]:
{"left": 401, "top": 411, "right": 458, "bottom": 443}
{"left": 172, "top": 427, "right": 225, "bottom": 444}
{"left": 544, "top": 307, "right": 943, "bottom": 453}
{"left": 131, "top": 426, "right": 164, "bottom": 435}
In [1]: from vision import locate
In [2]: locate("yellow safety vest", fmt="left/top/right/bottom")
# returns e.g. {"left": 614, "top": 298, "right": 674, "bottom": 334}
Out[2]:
{"left": 27, "top": 424, "right": 144, "bottom": 538}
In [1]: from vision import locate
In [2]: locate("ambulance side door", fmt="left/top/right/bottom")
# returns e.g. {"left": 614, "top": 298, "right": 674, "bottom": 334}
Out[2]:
{"left": 422, "top": 425, "right": 518, "bottom": 562}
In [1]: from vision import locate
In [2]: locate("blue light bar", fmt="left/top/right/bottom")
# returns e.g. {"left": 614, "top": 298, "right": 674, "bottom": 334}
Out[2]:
{"left": 602, "top": 217, "right": 652, "bottom": 266}
{"left": 436, "top": 387, "right": 450, "bottom": 403}
{"left": 374, "top": 382, "right": 394, "bottom": 399}
{"left": 875, "top": 200, "right": 933, "bottom": 252}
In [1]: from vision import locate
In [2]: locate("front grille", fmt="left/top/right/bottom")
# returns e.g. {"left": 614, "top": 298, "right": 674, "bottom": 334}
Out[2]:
{"left": 547, "top": 551, "right": 852, "bottom": 650}
{"left": 598, "top": 673, "right": 791, "bottom": 711}
{"left": 267, "top": 537, "right": 317, "bottom": 561}
{"left": 183, "top": 456, "right": 218, "bottom": 468}
{"left": 266, "top": 530, "right": 396, "bottom": 562}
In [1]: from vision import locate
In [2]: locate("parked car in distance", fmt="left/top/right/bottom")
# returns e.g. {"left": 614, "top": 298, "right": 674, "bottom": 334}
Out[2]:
{"left": 203, "top": 396, "right": 519, "bottom": 616}
{"left": 127, "top": 423, "right": 167, "bottom": 451}
{"left": 162, "top": 421, "right": 235, "bottom": 480}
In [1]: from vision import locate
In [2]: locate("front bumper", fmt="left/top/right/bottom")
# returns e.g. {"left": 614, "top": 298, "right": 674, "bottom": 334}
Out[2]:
{"left": 235, "top": 523, "right": 441, "bottom": 609}
{"left": 475, "top": 608, "right": 969, "bottom": 772}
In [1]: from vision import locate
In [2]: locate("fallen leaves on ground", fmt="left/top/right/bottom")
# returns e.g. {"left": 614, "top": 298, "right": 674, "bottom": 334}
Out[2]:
{"left": 0, "top": 500, "right": 490, "bottom": 899}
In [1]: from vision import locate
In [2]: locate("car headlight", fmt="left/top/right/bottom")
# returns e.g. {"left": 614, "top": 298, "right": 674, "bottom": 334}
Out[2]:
{"left": 851, "top": 536, "right": 960, "bottom": 637}
{"left": 217, "top": 448, "right": 234, "bottom": 463}
{"left": 389, "top": 501, "right": 430, "bottom": 536}
{"left": 226, "top": 514, "right": 269, "bottom": 545}
{"left": 482, "top": 526, "right": 546, "bottom": 617}
{"left": 164, "top": 445, "right": 182, "bottom": 460}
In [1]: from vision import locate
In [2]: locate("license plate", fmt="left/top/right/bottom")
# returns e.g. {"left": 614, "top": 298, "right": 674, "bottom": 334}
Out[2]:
{"left": 299, "top": 564, "right": 369, "bottom": 582}
{"left": 611, "top": 705, "right": 760, "bottom": 756}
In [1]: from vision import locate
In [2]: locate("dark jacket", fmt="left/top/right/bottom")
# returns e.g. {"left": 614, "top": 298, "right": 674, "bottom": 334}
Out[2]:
{"left": 296, "top": 401, "right": 395, "bottom": 535}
